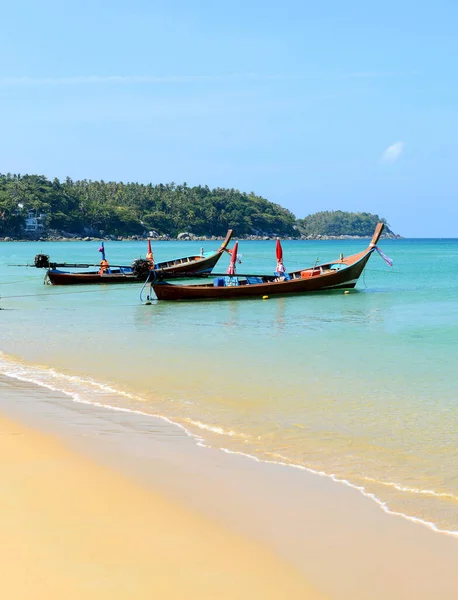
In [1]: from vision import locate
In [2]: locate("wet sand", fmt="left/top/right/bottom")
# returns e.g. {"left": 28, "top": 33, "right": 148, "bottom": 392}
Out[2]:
{"left": 0, "top": 411, "right": 322, "bottom": 599}
{"left": 1, "top": 375, "right": 458, "bottom": 599}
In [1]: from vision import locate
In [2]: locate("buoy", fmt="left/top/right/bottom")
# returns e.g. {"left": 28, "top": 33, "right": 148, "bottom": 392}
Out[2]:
{"left": 262, "top": 295, "right": 269, "bottom": 300}
{"left": 344, "top": 290, "right": 350, "bottom": 294}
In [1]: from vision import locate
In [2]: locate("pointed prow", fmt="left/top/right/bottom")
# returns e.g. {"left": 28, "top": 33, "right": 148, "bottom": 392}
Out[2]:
{"left": 220, "top": 229, "right": 233, "bottom": 249}
{"left": 369, "top": 222, "right": 385, "bottom": 248}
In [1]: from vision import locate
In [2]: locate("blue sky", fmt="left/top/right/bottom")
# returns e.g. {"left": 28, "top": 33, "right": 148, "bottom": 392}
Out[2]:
{"left": 1, "top": 0, "right": 457, "bottom": 236}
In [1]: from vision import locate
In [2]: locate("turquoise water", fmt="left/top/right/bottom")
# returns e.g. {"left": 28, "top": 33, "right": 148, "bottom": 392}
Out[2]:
{"left": 1, "top": 237, "right": 457, "bottom": 535}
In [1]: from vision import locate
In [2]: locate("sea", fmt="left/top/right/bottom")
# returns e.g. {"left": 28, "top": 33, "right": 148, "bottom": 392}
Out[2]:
{"left": 0, "top": 237, "right": 457, "bottom": 537}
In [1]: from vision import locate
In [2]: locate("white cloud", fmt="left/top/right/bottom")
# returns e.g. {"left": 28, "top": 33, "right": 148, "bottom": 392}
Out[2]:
{"left": 380, "top": 141, "right": 405, "bottom": 163}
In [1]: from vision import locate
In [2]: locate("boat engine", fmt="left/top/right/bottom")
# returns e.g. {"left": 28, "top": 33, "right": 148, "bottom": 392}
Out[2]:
{"left": 131, "top": 258, "right": 151, "bottom": 278}
{"left": 34, "top": 254, "right": 50, "bottom": 269}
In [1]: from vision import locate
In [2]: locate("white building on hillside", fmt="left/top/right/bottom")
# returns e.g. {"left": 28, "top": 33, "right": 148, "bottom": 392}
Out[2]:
{"left": 25, "top": 210, "right": 46, "bottom": 233}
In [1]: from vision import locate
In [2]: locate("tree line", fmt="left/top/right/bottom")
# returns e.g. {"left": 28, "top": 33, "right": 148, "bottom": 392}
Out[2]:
{"left": 0, "top": 173, "right": 393, "bottom": 238}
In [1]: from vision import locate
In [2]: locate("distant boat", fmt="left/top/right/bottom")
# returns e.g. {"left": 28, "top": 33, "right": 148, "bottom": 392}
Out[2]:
{"left": 43, "top": 230, "right": 233, "bottom": 285}
{"left": 150, "top": 224, "right": 386, "bottom": 301}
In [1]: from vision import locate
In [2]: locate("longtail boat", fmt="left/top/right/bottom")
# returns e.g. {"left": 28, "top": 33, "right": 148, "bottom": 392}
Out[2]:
{"left": 43, "top": 230, "right": 233, "bottom": 285}
{"left": 150, "top": 223, "right": 387, "bottom": 301}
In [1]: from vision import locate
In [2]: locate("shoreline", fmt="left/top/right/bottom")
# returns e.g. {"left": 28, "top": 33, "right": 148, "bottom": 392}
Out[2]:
{"left": 1, "top": 233, "right": 401, "bottom": 242}
{"left": 1, "top": 354, "right": 456, "bottom": 540}
{"left": 1, "top": 374, "right": 458, "bottom": 599}
{"left": 0, "top": 409, "right": 319, "bottom": 600}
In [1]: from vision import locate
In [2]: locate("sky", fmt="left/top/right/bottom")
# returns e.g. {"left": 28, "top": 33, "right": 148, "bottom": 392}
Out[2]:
{"left": 1, "top": 0, "right": 457, "bottom": 237}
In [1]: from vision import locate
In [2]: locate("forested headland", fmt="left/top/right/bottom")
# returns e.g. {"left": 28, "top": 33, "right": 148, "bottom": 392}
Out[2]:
{"left": 0, "top": 174, "right": 396, "bottom": 240}
{"left": 297, "top": 211, "right": 392, "bottom": 238}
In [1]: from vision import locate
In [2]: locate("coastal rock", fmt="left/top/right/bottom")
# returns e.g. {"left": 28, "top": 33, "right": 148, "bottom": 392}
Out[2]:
{"left": 83, "top": 227, "right": 98, "bottom": 236}
{"left": 177, "top": 232, "right": 196, "bottom": 240}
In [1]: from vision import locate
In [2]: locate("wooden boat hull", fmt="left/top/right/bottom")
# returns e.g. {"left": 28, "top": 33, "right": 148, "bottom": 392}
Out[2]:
{"left": 46, "top": 231, "right": 233, "bottom": 285}
{"left": 153, "top": 249, "right": 229, "bottom": 279}
{"left": 151, "top": 223, "right": 385, "bottom": 301}
{"left": 46, "top": 269, "right": 140, "bottom": 285}
{"left": 152, "top": 253, "right": 372, "bottom": 300}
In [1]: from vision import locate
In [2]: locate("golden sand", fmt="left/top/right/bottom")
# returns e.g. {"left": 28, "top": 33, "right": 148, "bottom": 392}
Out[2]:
{"left": 0, "top": 414, "right": 325, "bottom": 600}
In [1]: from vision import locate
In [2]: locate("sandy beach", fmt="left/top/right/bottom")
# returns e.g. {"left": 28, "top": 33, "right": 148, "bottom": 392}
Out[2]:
{"left": 0, "top": 411, "right": 322, "bottom": 600}
{"left": 1, "top": 375, "right": 457, "bottom": 600}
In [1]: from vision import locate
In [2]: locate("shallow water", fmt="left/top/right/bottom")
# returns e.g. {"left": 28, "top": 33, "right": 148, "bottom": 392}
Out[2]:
{"left": 1, "top": 237, "right": 457, "bottom": 535}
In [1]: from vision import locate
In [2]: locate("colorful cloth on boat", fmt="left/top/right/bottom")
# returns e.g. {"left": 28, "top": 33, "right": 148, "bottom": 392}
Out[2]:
{"left": 375, "top": 246, "right": 393, "bottom": 266}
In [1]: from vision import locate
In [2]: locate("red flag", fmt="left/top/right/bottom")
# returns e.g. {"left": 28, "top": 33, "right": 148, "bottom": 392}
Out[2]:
{"left": 276, "top": 238, "right": 283, "bottom": 262}
{"left": 275, "top": 237, "right": 287, "bottom": 274}
{"left": 146, "top": 239, "right": 153, "bottom": 260}
{"left": 226, "top": 241, "right": 238, "bottom": 275}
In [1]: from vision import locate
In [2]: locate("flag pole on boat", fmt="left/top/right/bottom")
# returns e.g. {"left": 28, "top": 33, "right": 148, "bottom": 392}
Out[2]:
{"left": 98, "top": 242, "right": 110, "bottom": 273}
{"left": 146, "top": 239, "right": 154, "bottom": 264}
{"left": 275, "top": 237, "right": 287, "bottom": 277}
{"left": 226, "top": 241, "right": 239, "bottom": 284}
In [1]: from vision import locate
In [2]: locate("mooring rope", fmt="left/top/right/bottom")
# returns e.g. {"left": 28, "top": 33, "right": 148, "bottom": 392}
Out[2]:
{"left": 0, "top": 286, "right": 131, "bottom": 299}
{"left": 139, "top": 269, "right": 154, "bottom": 303}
